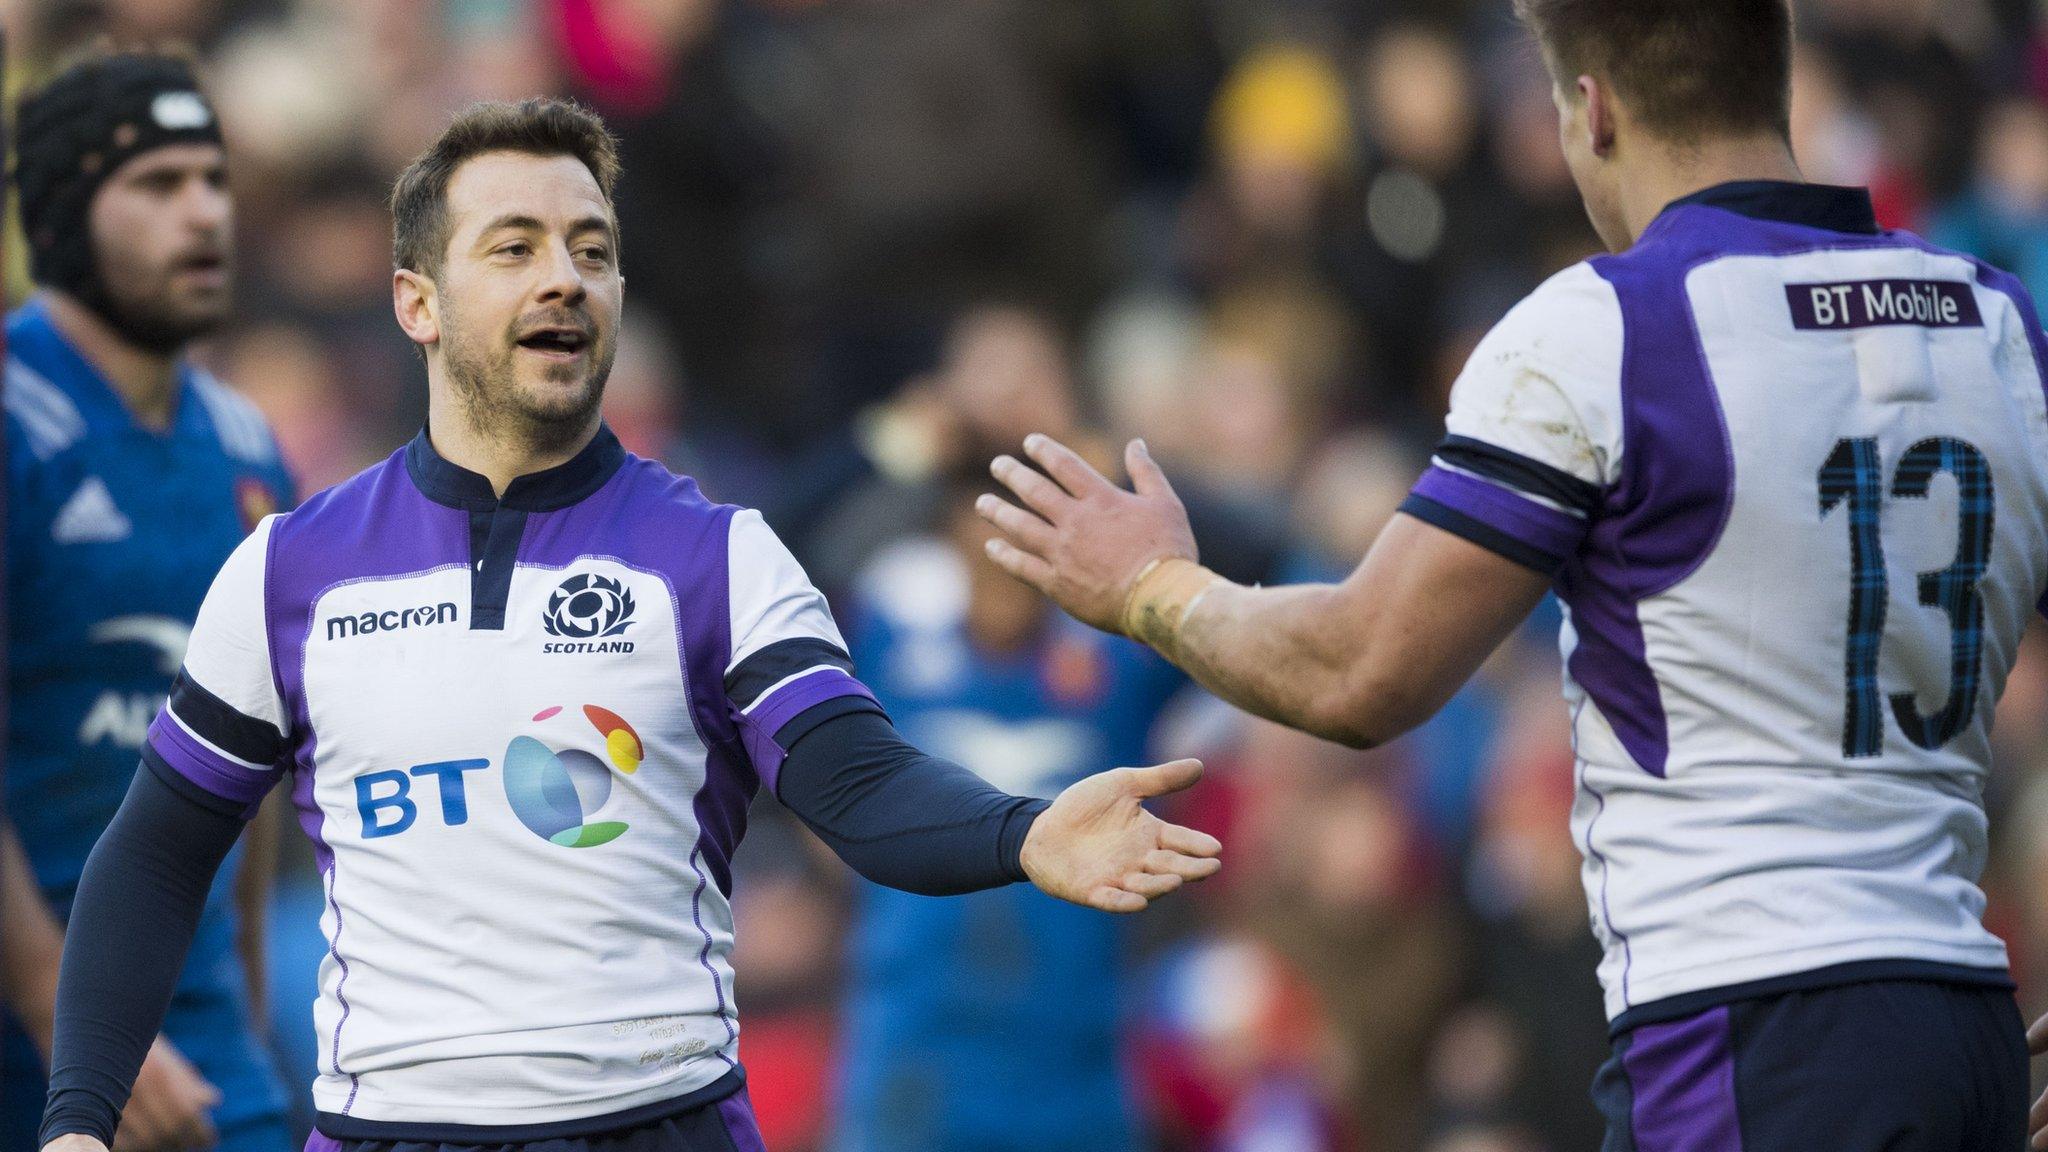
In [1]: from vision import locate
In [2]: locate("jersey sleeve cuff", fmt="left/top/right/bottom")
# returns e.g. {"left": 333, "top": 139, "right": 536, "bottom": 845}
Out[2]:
{"left": 736, "top": 668, "right": 884, "bottom": 793}
{"left": 1402, "top": 464, "right": 1591, "bottom": 575}
{"left": 999, "top": 798, "right": 1051, "bottom": 884}
{"left": 145, "top": 708, "right": 282, "bottom": 815}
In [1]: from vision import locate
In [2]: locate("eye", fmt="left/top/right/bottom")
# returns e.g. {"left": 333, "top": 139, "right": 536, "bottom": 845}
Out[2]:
{"left": 498, "top": 241, "right": 532, "bottom": 258}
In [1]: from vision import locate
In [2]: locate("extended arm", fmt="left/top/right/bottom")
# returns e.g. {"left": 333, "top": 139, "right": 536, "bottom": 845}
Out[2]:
{"left": 724, "top": 506, "right": 1222, "bottom": 912}
{"left": 979, "top": 437, "right": 1551, "bottom": 748}
{"left": 38, "top": 758, "right": 243, "bottom": 1149}
{"left": 768, "top": 701, "right": 1221, "bottom": 911}
{"left": 774, "top": 702, "right": 1044, "bottom": 894}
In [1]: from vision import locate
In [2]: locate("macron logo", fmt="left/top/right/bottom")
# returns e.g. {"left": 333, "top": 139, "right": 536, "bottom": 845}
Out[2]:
{"left": 327, "top": 603, "right": 459, "bottom": 642}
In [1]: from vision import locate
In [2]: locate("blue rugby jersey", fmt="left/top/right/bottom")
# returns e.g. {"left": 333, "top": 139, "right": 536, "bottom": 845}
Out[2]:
{"left": 834, "top": 539, "right": 1184, "bottom": 1152}
{"left": 148, "top": 425, "right": 878, "bottom": 1137}
{"left": 1398, "top": 182, "right": 2048, "bottom": 1027}
{"left": 3, "top": 296, "right": 294, "bottom": 1134}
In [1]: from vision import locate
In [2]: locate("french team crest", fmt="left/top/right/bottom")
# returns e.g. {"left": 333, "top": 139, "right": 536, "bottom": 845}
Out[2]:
{"left": 236, "top": 475, "right": 277, "bottom": 532}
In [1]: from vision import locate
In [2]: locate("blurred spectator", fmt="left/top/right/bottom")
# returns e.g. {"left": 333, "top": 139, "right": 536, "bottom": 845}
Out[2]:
{"left": 1136, "top": 935, "right": 1348, "bottom": 1152}
{"left": 1930, "top": 97, "right": 2048, "bottom": 303}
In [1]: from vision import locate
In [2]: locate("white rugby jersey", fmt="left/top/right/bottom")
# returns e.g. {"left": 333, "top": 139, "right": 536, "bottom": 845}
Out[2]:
{"left": 1401, "top": 183, "right": 2048, "bottom": 1028}
{"left": 145, "top": 427, "right": 877, "bottom": 1137}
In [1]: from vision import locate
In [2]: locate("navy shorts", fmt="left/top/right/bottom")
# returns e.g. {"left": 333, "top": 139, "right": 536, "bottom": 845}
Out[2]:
{"left": 313, "top": 1086, "right": 766, "bottom": 1152}
{"left": 1594, "top": 979, "right": 2026, "bottom": 1152}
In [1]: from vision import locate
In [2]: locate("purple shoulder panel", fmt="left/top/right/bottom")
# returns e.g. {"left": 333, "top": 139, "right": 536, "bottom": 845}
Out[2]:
{"left": 266, "top": 448, "right": 470, "bottom": 868}
{"left": 521, "top": 457, "right": 754, "bottom": 897}
{"left": 261, "top": 448, "right": 469, "bottom": 1105}
{"left": 1964, "top": 260, "right": 2048, "bottom": 618}
{"left": 1572, "top": 210, "right": 1743, "bottom": 777}
{"left": 1972, "top": 265, "right": 2048, "bottom": 394}
{"left": 1861, "top": 225, "right": 2048, "bottom": 617}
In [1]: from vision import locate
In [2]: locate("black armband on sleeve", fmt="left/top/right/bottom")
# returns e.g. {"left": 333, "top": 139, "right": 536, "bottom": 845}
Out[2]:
{"left": 773, "top": 706, "right": 1049, "bottom": 896}
{"left": 39, "top": 757, "right": 247, "bottom": 1145}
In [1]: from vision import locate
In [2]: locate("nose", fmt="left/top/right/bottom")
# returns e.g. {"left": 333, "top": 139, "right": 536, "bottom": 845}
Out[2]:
{"left": 184, "top": 177, "right": 232, "bottom": 234}
{"left": 535, "top": 238, "right": 587, "bottom": 307}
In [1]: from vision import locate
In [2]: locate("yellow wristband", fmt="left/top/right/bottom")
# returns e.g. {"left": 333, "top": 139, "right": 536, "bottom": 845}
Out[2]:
{"left": 1121, "top": 557, "right": 1221, "bottom": 654}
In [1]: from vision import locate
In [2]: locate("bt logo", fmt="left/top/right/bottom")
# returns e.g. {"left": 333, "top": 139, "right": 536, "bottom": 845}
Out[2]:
{"left": 356, "top": 704, "right": 645, "bottom": 847}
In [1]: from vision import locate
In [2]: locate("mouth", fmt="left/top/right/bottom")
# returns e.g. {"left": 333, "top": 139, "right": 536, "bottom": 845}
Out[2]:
{"left": 172, "top": 253, "right": 228, "bottom": 280}
{"left": 514, "top": 326, "right": 592, "bottom": 360}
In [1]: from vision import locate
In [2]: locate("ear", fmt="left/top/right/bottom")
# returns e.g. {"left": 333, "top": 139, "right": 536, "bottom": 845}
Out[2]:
{"left": 393, "top": 269, "right": 440, "bottom": 350}
{"left": 1578, "top": 74, "right": 1618, "bottom": 158}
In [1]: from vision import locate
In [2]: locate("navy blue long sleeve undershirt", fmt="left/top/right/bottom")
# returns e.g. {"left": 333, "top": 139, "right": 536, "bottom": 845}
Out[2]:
{"left": 40, "top": 751, "right": 245, "bottom": 1146}
{"left": 41, "top": 705, "right": 1046, "bottom": 1142}
{"left": 772, "top": 698, "right": 1048, "bottom": 894}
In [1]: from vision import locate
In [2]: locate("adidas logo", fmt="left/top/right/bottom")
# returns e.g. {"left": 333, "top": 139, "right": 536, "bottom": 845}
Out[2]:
{"left": 52, "top": 477, "right": 132, "bottom": 545}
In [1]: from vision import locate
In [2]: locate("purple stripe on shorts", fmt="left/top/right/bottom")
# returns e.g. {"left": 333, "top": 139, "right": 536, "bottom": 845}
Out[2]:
{"left": 716, "top": 1088, "right": 769, "bottom": 1152}
{"left": 738, "top": 667, "right": 879, "bottom": 794}
{"left": 1623, "top": 1005, "right": 1743, "bottom": 1152}
{"left": 145, "top": 711, "right": 277, "bottom": 807}
{"left": 302, "top": 1130, "right": 343, "bottom": 1152}
{"left": 1410, "top": 465, "right": 1588, "bottom": 561}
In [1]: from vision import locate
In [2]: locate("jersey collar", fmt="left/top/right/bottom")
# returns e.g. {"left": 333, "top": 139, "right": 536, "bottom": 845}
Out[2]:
{"left": 405, "top": 423, "right": 626, "bottom": 512}
{"left": 8, "top": 296, "right": 207, "bottom": 439}
{"left": 1663, "top": 180, "right": 1881, "bottom": 235}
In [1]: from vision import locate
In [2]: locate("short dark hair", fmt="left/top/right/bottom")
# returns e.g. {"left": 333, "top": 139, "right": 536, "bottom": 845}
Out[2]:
{"left": 1514, "top": 0, "right": 1793, "bottom": 142}
{"left": 390, "top": 96, "right": 621, "bottom": 277}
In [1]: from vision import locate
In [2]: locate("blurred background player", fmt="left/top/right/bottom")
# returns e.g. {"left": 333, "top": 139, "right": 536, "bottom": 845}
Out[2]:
{"left": 1, "top": 50, "right": 294, "bottom": 1152}
{"left": 832, "top": 451, "right": 1186, "bottom": 1152}
{"left": 982, "top": 0, "right": 2048, "bottom": 1148}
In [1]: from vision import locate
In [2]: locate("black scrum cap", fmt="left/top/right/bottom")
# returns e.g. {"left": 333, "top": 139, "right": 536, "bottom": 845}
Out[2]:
{"left": 14, "top": 52, "right": 224, "bottom": 308}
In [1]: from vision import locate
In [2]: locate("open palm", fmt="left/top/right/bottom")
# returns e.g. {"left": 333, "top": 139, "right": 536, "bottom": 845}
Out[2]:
{"left": 1020, "top": 759, "right": 1222, "bottom": 913}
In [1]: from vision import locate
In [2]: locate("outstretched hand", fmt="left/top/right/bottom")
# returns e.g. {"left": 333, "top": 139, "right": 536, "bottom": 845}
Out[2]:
{"left": 1020, "top": 758, "right": 1222, "bottom": 913}
{"left": 978, "top": 435, "right": 1198, "bottom": 636}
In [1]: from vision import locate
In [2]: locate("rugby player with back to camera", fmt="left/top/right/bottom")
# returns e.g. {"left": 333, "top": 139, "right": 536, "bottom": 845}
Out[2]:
{"left": 35, "top": 99, "right": 1221, "bottom": 1152}
{"left": 981, "top": 1, "right": 2048, "bottom": 1148}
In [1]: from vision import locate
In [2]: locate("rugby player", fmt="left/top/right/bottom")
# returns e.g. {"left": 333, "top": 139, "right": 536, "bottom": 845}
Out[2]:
{"left": 35, "top": 97, "right": 1220, "bottom": 1152}
{"left": 834, "top": 456, "right": 1188, "bottom": 1152}
{"left": 980, "top": 1, "right": 2047, "bottom": 1146}
{"left": 2, "top": 52, "right": 294, "bottom": 1152}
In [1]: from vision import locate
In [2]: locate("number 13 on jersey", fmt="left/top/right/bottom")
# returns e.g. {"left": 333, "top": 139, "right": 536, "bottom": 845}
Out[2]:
{"left": 1818, "top": 436, "right": 1994, "bottom": 758}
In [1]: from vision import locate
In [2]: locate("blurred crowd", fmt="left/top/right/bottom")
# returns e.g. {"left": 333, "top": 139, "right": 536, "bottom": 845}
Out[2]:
{"left": 11, "top": 0, "right": 2048, "bottom": 1150}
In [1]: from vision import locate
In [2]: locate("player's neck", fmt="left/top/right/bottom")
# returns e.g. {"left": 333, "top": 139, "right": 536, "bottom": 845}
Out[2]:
{"left": 426, "top": 401, "right": 603, "bottom": 497}
{"left": 42, "top": 292, "right": 181, "bottom": 431}
{"left": 1614, "top": 133, "right": 1805, "bottom": 248}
